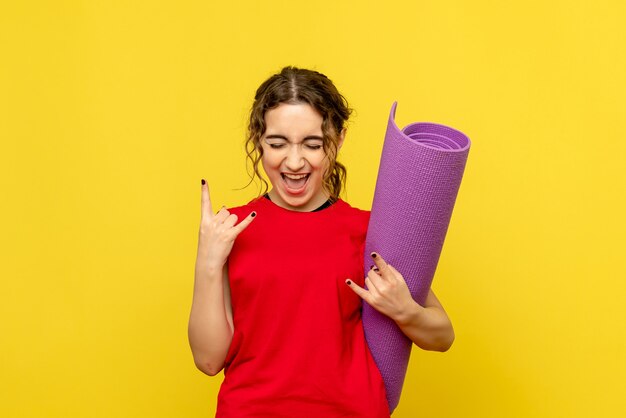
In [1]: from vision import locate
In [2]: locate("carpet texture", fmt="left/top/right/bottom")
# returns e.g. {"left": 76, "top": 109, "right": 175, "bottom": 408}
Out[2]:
{"left": 363, "top": 102, "right": 471, "bottom": 412}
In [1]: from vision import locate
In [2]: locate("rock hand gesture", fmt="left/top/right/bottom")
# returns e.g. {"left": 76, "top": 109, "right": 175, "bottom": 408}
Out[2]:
{"left": 197, "top": 179, "right": 256, "bottom": 272}
{"left": 188, "top": 179, "right": 255, "bottom": 376}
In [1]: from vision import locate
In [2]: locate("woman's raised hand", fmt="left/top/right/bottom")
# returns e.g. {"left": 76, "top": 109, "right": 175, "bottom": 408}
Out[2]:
{"left": 198, "top": 179, "right": 256, "bottom": 271}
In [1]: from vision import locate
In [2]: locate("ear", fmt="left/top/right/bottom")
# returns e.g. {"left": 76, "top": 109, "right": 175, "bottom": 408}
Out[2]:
{"left": 337, "top": 127, "right": 347, "bottom": 151}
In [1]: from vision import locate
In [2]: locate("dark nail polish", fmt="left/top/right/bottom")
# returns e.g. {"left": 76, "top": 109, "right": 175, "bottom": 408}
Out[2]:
{"left": 373, "top": 268, "right": 379, "bottom": 273}
{"left": 370, "top": 265, "right": 374, "bottom": 270}
{"left": 371, "top": 252, "right": 377, "bottom": 258}
{"left": 251, "top": 212, "right": 256, "bottom": 218}
{"left": 346, "top": 279, "right": 352, "bottom": 285}
{"left": 201, "top": 179, "right": 206, "bottom": 185}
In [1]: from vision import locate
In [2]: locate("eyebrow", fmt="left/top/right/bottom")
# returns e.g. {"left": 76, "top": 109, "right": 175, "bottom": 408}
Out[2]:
{"left": 264, "top": 134, "right": 324, "bottom": 141}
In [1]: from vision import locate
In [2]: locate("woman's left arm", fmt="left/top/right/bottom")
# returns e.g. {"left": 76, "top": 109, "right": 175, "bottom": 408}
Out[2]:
{"left": 346, "top": 252, "right": 455, "bottom": 352}
{"left": 393, "top": 288, "right": 455, "bottom": 352}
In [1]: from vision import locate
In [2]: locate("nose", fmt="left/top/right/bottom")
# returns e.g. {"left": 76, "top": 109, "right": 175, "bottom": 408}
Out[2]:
{"left": 285, "top": 144, "right": 306, "bottom": 172}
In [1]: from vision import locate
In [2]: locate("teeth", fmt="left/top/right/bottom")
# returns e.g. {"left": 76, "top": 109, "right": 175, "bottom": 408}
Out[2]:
{"left": 283, "top": 173, "right": 308, "bottom": 180}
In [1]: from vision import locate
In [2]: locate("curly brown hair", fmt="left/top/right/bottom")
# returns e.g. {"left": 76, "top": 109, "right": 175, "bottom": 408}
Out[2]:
{"left": 244, "top": 66, "right": 353, "bottom": 202}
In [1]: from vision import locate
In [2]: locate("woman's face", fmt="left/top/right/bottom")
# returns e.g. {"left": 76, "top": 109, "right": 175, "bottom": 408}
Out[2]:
{"left": 260, "top": 102, "right": 344, "bottom": 212}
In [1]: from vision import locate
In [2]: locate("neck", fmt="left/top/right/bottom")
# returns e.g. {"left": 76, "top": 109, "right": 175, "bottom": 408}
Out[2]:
{"left": 267, "top": 189, "right": 331, "bottom": 212}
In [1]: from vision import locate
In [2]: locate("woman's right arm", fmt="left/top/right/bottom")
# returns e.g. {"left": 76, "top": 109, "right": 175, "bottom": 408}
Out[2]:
{"left": 188, "top": 180, "right": 255, "bottom": 376}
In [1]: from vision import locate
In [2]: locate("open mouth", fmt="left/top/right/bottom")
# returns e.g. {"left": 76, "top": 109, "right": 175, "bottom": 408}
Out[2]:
{"left": 281, "top": 173, "right": 310, "bottom": 193}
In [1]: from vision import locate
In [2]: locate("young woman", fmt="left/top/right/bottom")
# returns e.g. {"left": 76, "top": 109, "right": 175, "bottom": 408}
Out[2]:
{"left": 188, "top": 66, "right": 455, "bottom": 417}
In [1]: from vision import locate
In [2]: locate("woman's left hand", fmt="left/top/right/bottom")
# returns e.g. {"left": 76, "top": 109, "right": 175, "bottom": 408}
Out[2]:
{"left": 346, "top": 252, "right": 420, "bottom": 322}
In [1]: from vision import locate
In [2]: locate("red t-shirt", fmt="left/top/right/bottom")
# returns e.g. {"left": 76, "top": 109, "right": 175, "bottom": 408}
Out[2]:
{"left": 216, "top": 196, "right": 390, "bottom": 418}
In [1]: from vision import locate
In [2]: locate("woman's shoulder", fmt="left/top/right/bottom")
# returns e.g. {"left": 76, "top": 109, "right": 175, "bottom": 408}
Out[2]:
{"left": 335, "top": 199, "right": 371, "bottom": 225}
{"left": 336, "top": 198, "right": 370, "bottom": 215}
{"left": 226, "top": 196, "right": 265, "bottom": 216}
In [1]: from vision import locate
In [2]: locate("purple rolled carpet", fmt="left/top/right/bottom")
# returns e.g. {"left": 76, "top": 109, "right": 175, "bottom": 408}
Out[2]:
{"left": 363, "top": 102, "right": 471, "bottom": 412}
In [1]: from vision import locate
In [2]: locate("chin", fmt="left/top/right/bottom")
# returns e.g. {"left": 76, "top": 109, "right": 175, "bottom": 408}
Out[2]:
{"left": 277, "top": 190, "right": 316, "bottom": 210}
{"left": 282, "top": 195, "right": 310, "bottom": 209}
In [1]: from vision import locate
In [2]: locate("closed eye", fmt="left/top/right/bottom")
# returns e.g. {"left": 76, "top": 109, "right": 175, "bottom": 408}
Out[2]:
{"left": 269, "top": 143, "right": 286, "bottom": 149}
{"left": 306, "top": 144, "right": 322, "bottom": 150}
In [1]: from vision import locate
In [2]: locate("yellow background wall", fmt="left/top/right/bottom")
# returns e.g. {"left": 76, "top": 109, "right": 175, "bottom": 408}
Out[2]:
{"left": 1, "top": 1, "right": 624, "bottom": 417}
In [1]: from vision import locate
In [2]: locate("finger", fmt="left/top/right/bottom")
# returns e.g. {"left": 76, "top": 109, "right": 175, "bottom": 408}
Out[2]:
{"left": 370, "top": 251, "right": 391, "bottom": 280}
{"left": 385, "top": 264, "right": 411, "bottom": 291}
{"left": 231, "top": 211, "right": 256, "bottom": 236}
{"left": 201, "top": 179, "right": 213, "bottom": 219}
{"left": 386, "top": 264, "right": 405, "bottom": 283}
{"left": 223, "top": 213, "right": 238, "bottom": 229}
{"left": 214, "top": 207, "right": 230, "bottom": 223}
{"left": 367, "top": 269, "right": 384, "bottom": 290}
{"left": 345, "top": 278, "right": 371, "bottom": 303}
{"left": 365, "top": 275, "right": 380, "bottom": 295}
{"left": 368, "top": 264, "right": 381, "bottom": 276}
